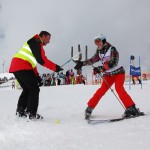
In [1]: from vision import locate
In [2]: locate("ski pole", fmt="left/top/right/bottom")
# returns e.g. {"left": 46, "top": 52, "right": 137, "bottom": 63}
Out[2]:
{"left": 41, "top": 52, "right": 82, "bottom": 85}
{"left": 61, "top": 59, "right": 72, "bottom": 68}
{"left": 87, "top": 60, "right": 125, "bottom": 110}
{"left": 61, "top": 51, "right": 82, "bottom": 68}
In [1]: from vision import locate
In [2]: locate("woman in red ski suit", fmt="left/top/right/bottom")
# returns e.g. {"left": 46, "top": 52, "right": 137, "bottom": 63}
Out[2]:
{"left": 74, "top": 34, "right": 144, "bottom": 119}
{"left": 9, "top": 31, "right": 63, "bottom": 120}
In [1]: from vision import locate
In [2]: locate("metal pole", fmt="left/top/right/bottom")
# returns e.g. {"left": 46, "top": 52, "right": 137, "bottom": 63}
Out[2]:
{"left": 129, "top": 56, "right": 131, "bottom": 90}
{"left": 85, "top": 45, "right": 88, "bottom": 60}
{"left": 139, "top": 56, "right": 142, "bottom": 89}
{"left": 61, "top": 51, "right": 82, "bottom": 68}
{"left": 2, "top": 60, "right": 5, "bottom": 73}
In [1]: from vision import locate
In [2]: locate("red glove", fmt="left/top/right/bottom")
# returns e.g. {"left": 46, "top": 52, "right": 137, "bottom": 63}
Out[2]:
{"left": 93, "top": 69, "right": 97, "bottom": 75}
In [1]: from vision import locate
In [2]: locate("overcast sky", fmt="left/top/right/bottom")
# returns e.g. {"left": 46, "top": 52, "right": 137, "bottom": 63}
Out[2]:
{"left": 0, "top": 0, "right": 150, "bottom": 75}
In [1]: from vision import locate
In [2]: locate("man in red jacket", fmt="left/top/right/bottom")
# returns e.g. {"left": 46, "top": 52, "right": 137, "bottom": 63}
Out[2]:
{"left": 9, "top": 31, "right": 63, "bottom": 120}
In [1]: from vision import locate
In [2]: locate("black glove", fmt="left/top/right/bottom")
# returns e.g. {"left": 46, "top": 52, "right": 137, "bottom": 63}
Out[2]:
{"left": 93, "top": 66, "right": 103, "bottom": 75}
{"left": 93, "top": 67, "right": 101, "bottom": 74}
{"left": 74, "top": 61, "right": 83, "bottom": 70}
{"left": 36, "top": 75, "right": 43, "bottom": 87}
{"left": 56, "top": 65, "right": 63, "bottom": 72}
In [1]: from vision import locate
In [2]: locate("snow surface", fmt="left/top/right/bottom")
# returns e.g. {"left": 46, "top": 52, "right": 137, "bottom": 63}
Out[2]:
{"left": 0, "top": 79, "right": 150, "bottom": 150}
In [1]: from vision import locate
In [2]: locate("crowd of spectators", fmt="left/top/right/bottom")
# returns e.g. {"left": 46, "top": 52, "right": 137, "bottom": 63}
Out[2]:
{"left": 40, "top": 69, "right": 86, "bottom": 86}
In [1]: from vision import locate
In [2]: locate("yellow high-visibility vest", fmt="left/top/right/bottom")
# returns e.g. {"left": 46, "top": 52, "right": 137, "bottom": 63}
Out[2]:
{"left": 14, "top": 43, "right": 37, "bottom": 68}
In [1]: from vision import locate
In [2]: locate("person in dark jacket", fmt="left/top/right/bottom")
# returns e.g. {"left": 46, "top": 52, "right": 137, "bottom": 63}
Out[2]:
{"left": 74, "top": 34, "right": 144, "bottom": 119}
{"left": 9, "top": 31, "right": 63, "bottom": 120}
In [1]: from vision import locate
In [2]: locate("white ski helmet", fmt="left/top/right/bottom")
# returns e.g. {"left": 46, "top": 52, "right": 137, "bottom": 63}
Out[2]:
{"left": 94, "top": 34, "right": 106, "bottom": 44}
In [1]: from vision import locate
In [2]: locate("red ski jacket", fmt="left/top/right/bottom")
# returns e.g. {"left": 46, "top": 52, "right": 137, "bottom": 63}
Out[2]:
{"left": 9, "top": 34, "right": 57, "bottom": 75}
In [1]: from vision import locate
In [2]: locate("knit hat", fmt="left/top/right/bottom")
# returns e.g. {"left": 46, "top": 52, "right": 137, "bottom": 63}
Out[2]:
{"left": 94, "top": 34, "right": 106, "bottom": 45}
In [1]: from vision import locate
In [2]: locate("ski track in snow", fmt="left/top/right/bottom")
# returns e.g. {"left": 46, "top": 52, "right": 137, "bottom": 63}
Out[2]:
{"left": 0, "top": 80, "right": 150, "bottom": 150}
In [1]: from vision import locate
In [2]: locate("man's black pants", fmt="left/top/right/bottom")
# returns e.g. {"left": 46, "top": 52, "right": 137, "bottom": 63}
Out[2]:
{"left": 14, "top": 70, "right": 40, "bottom": 114}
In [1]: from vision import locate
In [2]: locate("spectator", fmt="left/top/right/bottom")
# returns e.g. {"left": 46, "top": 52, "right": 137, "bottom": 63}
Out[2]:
{"left": 59, "top": 72, "right": 65, "bottom": 85}
{"left": 12, "top": 80, "right": 15, "bottom": 89}
{"left": 66, "top": 70, "right": 70, "bottom": 84}
{"left": 70, "top": 69, "right": 75, "bottom": 84}
{"left": 142, "top": 73, "right": 147, "bottom": 81}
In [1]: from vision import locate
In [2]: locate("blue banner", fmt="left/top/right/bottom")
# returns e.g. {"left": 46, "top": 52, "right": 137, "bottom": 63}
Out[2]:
{"left": 130, "top": 65, "right": 141, "bottom": 76}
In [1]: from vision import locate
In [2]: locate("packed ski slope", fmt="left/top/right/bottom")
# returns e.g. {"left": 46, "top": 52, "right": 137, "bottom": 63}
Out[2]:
{"left": 0, "top": 78, "right": 150, "bottom": 150}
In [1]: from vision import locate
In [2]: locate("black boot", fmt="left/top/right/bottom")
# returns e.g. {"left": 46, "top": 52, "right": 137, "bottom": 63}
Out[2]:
{"left": 123, "top": 105, "right": 144, "bottom": 118}
{"left": 16, "top": 107, "right": 27, "bottom": 118}
{"left": 85, "top": 106, "right": 93, "bottom": 119}
{"left": 26, "top": 112, "right": 43, "bottom": 120}
{"left": 138, "top": 79, "right": 141, "bottom": 84}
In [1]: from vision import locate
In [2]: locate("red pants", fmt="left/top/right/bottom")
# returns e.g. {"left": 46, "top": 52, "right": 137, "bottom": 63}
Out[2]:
{"left": 88, "top": 74, "right": 135, "bottom": 109}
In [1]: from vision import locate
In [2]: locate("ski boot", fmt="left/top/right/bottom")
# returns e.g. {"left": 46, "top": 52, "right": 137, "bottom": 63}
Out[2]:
{"left": 27, "top": 112, "right": 43, "bottom": 120}
{"left": 85, "top": 106, "right": 93, "bottom": 120}
{"left": 123, "top": 105, "right": 144, "bottom": 118}
{"left": 16, "top": 107, "right": 27, "bottom": 118}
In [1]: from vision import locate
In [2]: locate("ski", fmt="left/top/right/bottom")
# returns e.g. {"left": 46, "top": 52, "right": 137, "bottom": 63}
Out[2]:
{"left": 87, "top": 117, "right": 125, "bottom": 125}
{"left": 87, "top": 114, "right": 145, "bottom": 125}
